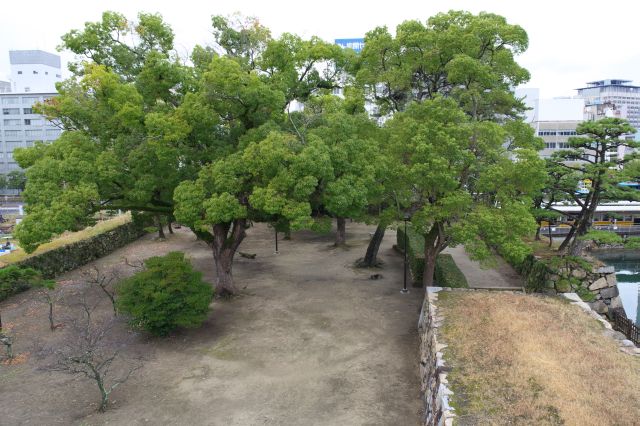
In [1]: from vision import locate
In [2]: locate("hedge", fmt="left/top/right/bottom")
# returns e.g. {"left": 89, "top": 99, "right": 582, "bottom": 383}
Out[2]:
{"left": 397, "top": 224, "right": 468, "bottom": 288}
{"left": 12, "top": 221, "right": 145, "bottom": 279}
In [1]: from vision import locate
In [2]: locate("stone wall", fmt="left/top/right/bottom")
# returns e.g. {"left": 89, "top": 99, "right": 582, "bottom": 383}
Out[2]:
{"left": 517, "top": 255, "right": 625, "bottom": 318}
{"left": 418, "top": 288, "right": 455, "bottom": 426}
{"left": 11, "top": 221, "right": 145, "bottom": 278}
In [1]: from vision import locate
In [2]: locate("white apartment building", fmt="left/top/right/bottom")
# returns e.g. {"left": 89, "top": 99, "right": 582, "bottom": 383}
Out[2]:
{"left": 0, "top": 50, "right": 62, "bottom": 174}
{"left": 9, "top": 50, "right": 62, "bottom": 93}
{"left": 576, "top": 79, "right": 640, "bottom": 134}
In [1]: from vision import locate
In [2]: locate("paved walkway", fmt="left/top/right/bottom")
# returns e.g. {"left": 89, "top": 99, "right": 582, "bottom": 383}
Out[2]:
{"left": 442, "top": 245, "right": 524, "bottom": 289}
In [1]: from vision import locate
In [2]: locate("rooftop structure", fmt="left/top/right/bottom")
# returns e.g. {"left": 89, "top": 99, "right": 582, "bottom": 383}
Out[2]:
{"left": 9, "top": 50, "right": 62, "bottom": 93}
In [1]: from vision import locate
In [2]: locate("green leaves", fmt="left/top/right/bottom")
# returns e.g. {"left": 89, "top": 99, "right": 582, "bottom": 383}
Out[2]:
{"left": 116, "top": 251, "right": 212, "bottom": 336}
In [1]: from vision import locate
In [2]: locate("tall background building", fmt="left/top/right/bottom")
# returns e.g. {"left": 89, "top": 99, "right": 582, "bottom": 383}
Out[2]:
{"left": 0, "top": 50, "right": 62, "bottom": 174}
{"left": 576, "top": 80, "right": 640, "bottom": 129}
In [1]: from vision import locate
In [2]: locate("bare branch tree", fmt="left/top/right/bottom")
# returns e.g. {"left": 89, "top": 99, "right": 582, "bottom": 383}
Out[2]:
{"left": 122, "top": 257, "right": 144, "bottom": 270}
{"left": 83, "top": 267, "right": 119, "bottom": 316}
{"left": 33, "top": 280, "right": 64, "bottom": 331}
{"left": 47, "top": 301, "right": 142, "bottom": 412}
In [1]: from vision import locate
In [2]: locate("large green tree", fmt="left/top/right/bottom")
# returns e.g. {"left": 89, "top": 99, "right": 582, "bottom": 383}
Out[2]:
{"left": 286, "top": 92, "right": 383, "bottom": 245}
{"left": 385, "top": 98, "right": 544, "bottom": 286}
{"left": 545, "top": 118, "right": 638, "bottom": 254}
{"left": 353, "top": 10, "right": 533, "bottom": 267}
{"left": 14, "top": 12, "right": 348, "bottom": 295}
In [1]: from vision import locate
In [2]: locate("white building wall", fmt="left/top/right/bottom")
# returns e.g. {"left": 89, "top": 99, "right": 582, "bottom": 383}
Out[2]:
{"left": 9, "top": 50, "right": 62, "bottom": 93}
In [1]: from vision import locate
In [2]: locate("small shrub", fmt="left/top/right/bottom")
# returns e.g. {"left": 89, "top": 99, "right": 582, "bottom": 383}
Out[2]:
{"left": 434, "top": 254, "right": 468, "bottom": 288}
{"left": 116, "top": 252, "right": 213, "bottom": 336}
{"left": 0, "top": 265, "right": 42, "bottom": 301}
{"left": 579, "top": 230, "right": 623, "bottom": 245}
{"left": 624, "top": 237, "right": 640, "bottom": 249}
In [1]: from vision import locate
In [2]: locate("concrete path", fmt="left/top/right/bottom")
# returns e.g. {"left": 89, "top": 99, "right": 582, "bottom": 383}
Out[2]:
{"left": 442, "top": 245, "right": 524, "bottom": 289}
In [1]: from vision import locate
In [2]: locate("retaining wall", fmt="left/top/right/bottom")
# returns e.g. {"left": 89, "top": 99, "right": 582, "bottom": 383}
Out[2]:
{"left": 418, "top": 288, "right": 455, "bottom": 426}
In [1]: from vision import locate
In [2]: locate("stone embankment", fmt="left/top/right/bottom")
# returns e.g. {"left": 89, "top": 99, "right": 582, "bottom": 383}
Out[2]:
{"left": 517, "top": 255, "right": 625, "bottom": 318}
{"left": 418, "top": 288, "right": 455, "bottom": 426}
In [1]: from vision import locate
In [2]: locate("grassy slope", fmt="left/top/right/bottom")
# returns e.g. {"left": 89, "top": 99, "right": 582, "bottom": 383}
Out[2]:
{"left": 0, "top": 213, "right": 131, "bottom": 266}
{"left": 437, "top": 291, "right": 640, "bottom": 426}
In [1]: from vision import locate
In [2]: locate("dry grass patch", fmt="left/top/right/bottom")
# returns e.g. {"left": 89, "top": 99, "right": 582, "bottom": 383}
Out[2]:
{"left": 0, "top": 213, "right": 131, "bottom": 266}
{"left": 437, "top": 291, "right": 640, "bottom": 426}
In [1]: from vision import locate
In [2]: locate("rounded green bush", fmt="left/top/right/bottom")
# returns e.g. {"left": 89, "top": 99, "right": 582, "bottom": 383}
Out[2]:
{"left": 116, "top": 252, "right": 213, "bottom": 336}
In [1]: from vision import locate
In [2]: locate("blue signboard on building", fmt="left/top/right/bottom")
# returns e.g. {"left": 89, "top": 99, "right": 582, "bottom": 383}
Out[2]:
{"left": 335, "top": 38, "right": 365, "bottom": 53}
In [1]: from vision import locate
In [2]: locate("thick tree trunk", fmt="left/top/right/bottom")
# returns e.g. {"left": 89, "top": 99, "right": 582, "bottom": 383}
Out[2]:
{"left": 535, "top": 224, "right": 541, "bottom": 241}
{"left": 167, "top": 220, "right": 174, "bottom": 234}
{"left": 335, "top": 217, "right": 346, "bottom": 246}
{"left": 558, "top": 224, "right": 576, "bottom": 252}
{"left": 211, "top": 219, "right": 246, "bottom": 296}
{"left": 422, "top": 223, "right": 445, "bottom": 288}
{"left": 360, "top": 223, "right": 386, "bottom": 267}
{"left": 423, "top": 247, "right": 437, "bottom": 288}
{"left": 156, "top": 215, "right": 165, "bottom": 239}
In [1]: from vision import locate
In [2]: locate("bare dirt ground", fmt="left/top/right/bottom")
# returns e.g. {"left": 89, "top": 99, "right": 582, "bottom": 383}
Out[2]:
{"left": 442, "top": 245, "right": 524, "bottom": 289}
{"left": 0, "top": 222, "right": 423, "bottom": 425}
{"left": 437, "top": 291, "right": 640, "bottom": 425}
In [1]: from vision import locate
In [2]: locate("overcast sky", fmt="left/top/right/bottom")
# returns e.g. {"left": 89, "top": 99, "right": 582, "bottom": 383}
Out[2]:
{"left": 2, "top": 0, "right": 639, "bottom": 98}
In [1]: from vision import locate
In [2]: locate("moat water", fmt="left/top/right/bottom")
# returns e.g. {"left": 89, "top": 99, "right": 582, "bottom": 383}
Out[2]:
{"left": 595, "top": 251, "right": 640, "bottom": 325}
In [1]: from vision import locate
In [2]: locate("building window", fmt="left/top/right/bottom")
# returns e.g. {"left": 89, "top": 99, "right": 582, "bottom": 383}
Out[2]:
{"left": 22, "top": 97, "right": 39, "bottom": 106}
{"left": 3, "top": 119, "right": 20, "bottom": 126}
{"left": 55, "top": 74, "right": 61, "bottom": 78}
{"left": 4, "top": 131, "right": 22, "bottom": 137}
{"left": 45, "top": 72, "right": 49, "bottom": 75}
{"left": 24, "top": 119, "right": 31, "bottom": 126}
{"left": 25, "top": 129, "right": 41, "bottom": 137}
{"left": 23, "top": 108, "right": 32, "bottom": 114}
{"left": 32, "top": 70, "right": 38, "bottom": 75}
{"left": 2, "top": 97, "right": 19, "bottom": 105}
{"left": 2, "top": 108, "right": 20, "bottom": 115}
{"left": 6, "top": 141, "right": 23, "bottom": 151}
{"left": 545, "top": 142, "right": 557, "bottom": 149}
{"left": 17, "top": 71, "right": 22, "bottom": 75}
{"left": 24, "top": 87, "right": 30, "bottom": 93}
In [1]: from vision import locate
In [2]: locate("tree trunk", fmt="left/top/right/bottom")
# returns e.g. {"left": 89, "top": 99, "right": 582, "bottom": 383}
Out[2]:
{"left": 422, "top": 224, "right": 442, "bottom": 288}
{"left": 167, "top": 220, "right": 174, "bottom": 234}
{"left": 335, "top": 217, "right": 346, "bottom": 246}
{"left": 97, "top": 378, "right": 108, "bottom": 412}
{"left": 48, "top": 301, "right": 54, "bottom": 331}
{"left": 558, "top": 224, "right": 577, "bottom": 252}
{"left": 360, "top": 223, "right": 386, "bottom": 267}
{"left": 535, "top": 223, "right": 541, "bottom": 241}
{"left": 423, "top": 246, "right": 437, "bottom": 288}
{"left": 211, "top": 219, "right": 246, "bottom": 297}
{"left": 156, "top": 215, "right": 165, "bottom": 239}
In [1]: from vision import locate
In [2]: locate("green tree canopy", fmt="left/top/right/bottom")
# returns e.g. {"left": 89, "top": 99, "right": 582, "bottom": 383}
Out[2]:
{"left": 544, "top": 118, "right": 638, "bottom": 254}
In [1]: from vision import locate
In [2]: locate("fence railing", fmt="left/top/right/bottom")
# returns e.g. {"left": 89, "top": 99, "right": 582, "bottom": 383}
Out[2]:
{"left": 611, "top": 308, "right": 640, "bottom": 346}
{"left": 540, "top": 224, "right": 640, "bottom": 237}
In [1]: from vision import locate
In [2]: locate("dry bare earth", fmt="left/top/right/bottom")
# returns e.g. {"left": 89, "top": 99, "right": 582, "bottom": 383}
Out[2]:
{"left": 437, "top": 291, "right": 640, "bottom": 426}
{"left": 0, "top": 223, "right": 423, "bottom": 425}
